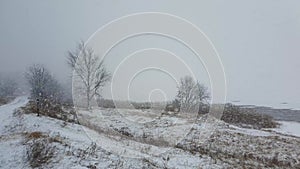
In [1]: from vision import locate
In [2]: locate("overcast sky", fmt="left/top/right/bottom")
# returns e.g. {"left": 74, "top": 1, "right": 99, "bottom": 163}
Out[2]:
{"left": 1, "top": 0, "right": 300, "bottom": 108}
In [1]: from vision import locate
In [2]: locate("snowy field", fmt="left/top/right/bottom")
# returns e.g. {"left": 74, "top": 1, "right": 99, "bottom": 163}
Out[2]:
{"left": 0, "top": 97, "right": 300, "bottom": 168}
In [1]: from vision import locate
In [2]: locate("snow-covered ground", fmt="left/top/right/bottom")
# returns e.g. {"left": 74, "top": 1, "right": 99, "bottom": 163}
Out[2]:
{"left": 0, "top": 97, "right": 300, "bottom": 168}
{"left": 0, "top": 96, "right": 28, "bottom": 169}
{"left": 0, "top": 96, "right": 28, "bottom": 135}
{"left": 0, "top": 97, "right": 215, "bottom": 168}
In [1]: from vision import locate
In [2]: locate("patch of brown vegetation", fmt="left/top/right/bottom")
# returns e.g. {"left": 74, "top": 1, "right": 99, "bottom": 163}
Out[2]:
{"left": 25, "top": 132, "right": 67, "bottom": 168}
{"left": 26, "top": 137, "right": 56, "bottom": 168}
{"left": 176, "top": 129, "right": 300, "bottom": 168}
{"left": 221, "top": 104, "right": 279, "bottom": 129}
{"left": 0, "top": 98, "right": 8, "bottom": 106}
{"left": 21, "top": 100, "right": 78, "bottom": 124}
{"left": 26, "top": 131, "right": 46, "bottom": 140}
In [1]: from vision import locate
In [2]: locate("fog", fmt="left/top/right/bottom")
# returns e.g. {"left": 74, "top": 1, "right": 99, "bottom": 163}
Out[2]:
{"left": 1, "top": 0, "right": 300, "bottom": 108}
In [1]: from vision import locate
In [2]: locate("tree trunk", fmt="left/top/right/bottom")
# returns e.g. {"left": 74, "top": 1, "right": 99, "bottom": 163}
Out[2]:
{"left": 87, "top": 89, "right": 90, "bottom": 109}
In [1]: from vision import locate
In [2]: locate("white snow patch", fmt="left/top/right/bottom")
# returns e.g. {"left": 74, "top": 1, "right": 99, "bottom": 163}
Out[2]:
{"left": 272, "top": 121, "right": 300, "bottom": 137}
{"left": 0, "top": 96, "right": 28, "bottom": 135}
{"left": 224, "top": 125, "right": 273, "bottom": 137}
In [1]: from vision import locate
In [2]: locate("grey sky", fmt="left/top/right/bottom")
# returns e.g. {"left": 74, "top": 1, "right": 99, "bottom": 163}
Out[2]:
{"left": 1, "top": 0, "right": 300, "bottom": 108}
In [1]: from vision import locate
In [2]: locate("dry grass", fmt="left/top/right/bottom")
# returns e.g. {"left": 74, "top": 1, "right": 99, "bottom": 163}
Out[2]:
{"left": 25, "top": 131, "right": 46, "bottom": 140}
{"left": 24, "top": 132, "right": 67, "bottom": 168}
{"left": 21, "top": 101, "right": 78, "bottom": 124}
{"left": 26, "top": 137, "right": 56, "bottom": 168}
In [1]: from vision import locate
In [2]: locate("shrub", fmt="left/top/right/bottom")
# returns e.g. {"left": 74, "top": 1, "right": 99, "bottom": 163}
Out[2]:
{"left": 21, "top": 101, "right": 78, "bottom": 124}
{"left": 26, "top": 131, "right": 46, "bottom": 140}
{"left": 131, "top": 102, "right": 151, "bottom": 109}
{"left": 97, "top": 98, "right": 116, "bottom": 108}
{"left": 221, "top": 103, "right": 278, "bottom": 129}
{"left": 165, "top": 99, "right": 180, "bottom": 112}
{"left": 26, "top": 138, "right": 56, "bottom": 168}
{"left": 0, "top": 97, "right": 8, "bottom": 106}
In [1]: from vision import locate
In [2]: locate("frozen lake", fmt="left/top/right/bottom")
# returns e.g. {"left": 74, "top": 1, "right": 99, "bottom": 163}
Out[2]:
{"left": 273, "top": 121, "right": 300, "bottom": 137}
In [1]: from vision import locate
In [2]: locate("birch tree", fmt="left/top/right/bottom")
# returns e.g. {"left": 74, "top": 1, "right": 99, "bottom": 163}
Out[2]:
{"left": 67, "top": 41, "right": 111, "bottom": 109}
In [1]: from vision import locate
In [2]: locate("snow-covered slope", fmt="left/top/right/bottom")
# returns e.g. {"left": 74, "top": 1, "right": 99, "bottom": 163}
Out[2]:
{"left": 0, "top": 97, "right": 300, "bottom": 169}
{"left": 0, "top": 96, "right": 28, "bottom": 135}
{"left": 0, "top": 96, "right": 28, "bottom": 169}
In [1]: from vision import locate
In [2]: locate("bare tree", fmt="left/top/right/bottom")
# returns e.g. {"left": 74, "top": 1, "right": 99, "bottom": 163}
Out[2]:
{"left": 176, "top": 76, "right": 210, "bottom": 113}
{"left": 0, "top": 75, "right": 17, "bottom": 98}
{"left": 25, "top": 64, "right": 63, "bottom": 112}
{"left": 67, "top": 41, "right": 111, "bottom": 109}
{"left": 26, "top": 64, "right": 50, "bottom": 101}
{"left": 196, "top": 82, "right": 210, "bottom": 104}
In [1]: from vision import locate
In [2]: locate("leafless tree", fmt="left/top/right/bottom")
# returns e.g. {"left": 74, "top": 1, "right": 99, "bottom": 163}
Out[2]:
{"left": 0, "top": 75, "right": 17, "bottom": 98}
{"left": 176, "top": 76, "right": 210, "bottom": 113}
{"left": 26, "top": 64, "right": 50, "bottom": 101}
{"left": 196, "top": 82, "right": 210, "bottom": 104}
{"left": 25, "top": 64, "right": 63, "bottom": 105}
{"left": 67, "top": 41, "right": 111, "bottom": 109}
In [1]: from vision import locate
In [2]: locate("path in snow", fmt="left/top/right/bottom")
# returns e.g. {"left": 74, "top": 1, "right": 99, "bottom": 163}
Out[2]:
{"left": 0, "top": 96, "right": 29, "bottom": 169}
{"left": 0, "top": 96, "right": 28, "bottom": 135}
